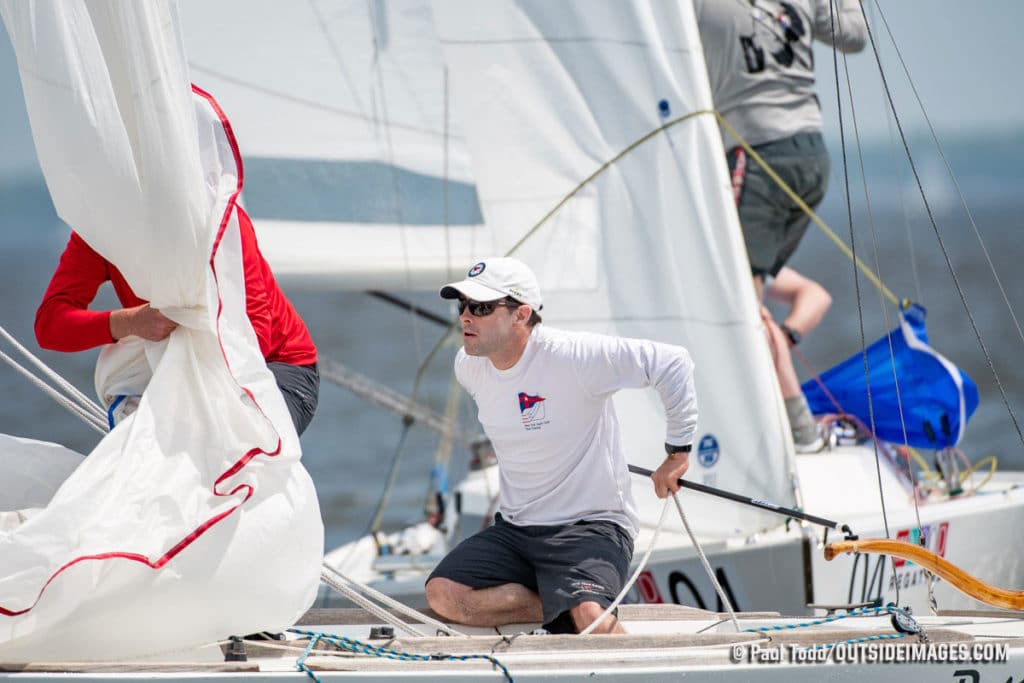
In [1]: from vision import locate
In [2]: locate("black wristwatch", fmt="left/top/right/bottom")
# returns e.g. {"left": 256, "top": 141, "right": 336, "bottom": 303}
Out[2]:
{"left": 780, "top": 323, "right": 802, "bottom": 346}
{"left": 664, "top": 442, "right": 693, "bottom": 456}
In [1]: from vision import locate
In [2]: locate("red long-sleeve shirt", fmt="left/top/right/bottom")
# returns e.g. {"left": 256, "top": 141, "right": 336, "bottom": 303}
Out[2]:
{"left": 35, "top": 207, "right": 317, "bottom": 366}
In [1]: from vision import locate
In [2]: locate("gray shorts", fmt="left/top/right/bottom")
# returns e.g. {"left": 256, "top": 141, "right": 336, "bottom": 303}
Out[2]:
{"left": 428, "top": 514, "right": 634, "bottom": 632}
{"left": 727, "top": 131, "right": 830, "bottom": 277}
{"left": 267, "top": 361, "right": 319, "bottom": 435}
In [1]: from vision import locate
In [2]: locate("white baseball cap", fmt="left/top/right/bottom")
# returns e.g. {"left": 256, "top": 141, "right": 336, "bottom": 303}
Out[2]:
{"left": 439, "top": 257, "right": 543, "bottom": 310}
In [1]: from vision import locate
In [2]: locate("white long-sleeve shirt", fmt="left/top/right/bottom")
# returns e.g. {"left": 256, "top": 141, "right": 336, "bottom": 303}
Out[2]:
{"left": 454, "top": 325, "right": 697, "bottom": 538}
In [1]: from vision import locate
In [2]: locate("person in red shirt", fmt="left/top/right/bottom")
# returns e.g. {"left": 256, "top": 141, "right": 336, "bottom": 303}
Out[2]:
{"left": 35, "top": 206, "right": 320, "bottom": 435}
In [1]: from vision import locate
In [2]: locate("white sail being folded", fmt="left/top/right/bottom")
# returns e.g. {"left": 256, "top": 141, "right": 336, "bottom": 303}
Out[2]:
{"left": 178, "top": 0, "right": 489, "bottom": 289}
{"left": 0, "top": 1, "right": 322, "bottom": 661}
{"left": 432, "top": 0, "right": 798, "bottom": 536}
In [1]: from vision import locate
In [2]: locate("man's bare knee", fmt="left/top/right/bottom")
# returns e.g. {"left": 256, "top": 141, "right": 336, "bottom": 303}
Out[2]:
{"left": 425, "top": 577, "right": 469, "bottom": 621}
{"left": 570, "top": 601, "right": 622, "bottom": 634}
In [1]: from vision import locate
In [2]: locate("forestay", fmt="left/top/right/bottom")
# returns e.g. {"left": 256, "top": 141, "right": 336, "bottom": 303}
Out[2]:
{"left": 432, "top": 0, "right": 798, "bottom": 536}
{"left": 178, "top": 0, "right": 488, "bottom": 289}
{"left": 0, "top": 2, "right": 322, "bottom": 661}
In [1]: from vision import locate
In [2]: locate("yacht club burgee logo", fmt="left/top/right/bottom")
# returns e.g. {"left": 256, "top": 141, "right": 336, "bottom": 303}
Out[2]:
{"left": 518, "top": 391, "right": 549, "bottom": 430}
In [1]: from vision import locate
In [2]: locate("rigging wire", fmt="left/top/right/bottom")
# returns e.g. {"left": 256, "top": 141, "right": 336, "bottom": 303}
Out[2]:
{"left": 0, "top": 326, "right": 106, "bottom": 424}
{"left": 715, "top": 113, "right": 898, "bottom": 307}
{"left": 366, "top": 417, "right": 415, "bottom": 538}
{"left": 428, "top": 67, "right": 462, "bottom": 519}
{"left": 0, "top": 326, "right": 107, "bottom": 435}
{"left": 363, "top": 0, "right": 421, "bottom": 360}
{"left": 828, "top": 0, "right": 896, "bottom": 603}
{"left": 885, "top": 110, "right": 924, "bottom": 304}
{"left": 0, "top": 348, "right": 107, "bottom": 435}
{"left": 874, "top": 1, "right": 1024, "bottom": 391}
{"left": 360, "top": 0, "right": 457, "bottom": 536}
{"left": 859, "top": 1, "right": 1024, "bottom": 449}
{"left": 837, "top": 4, "right": 926, "bottom": 543}
{"left": 307, "top": 0, "right": 373, "bottom": 122}
{"left": 845, "top": 8, "right": 932, "bottom": 557}
{"left": 443, "top": 66, "right": 455, "bottom": 283}
{"left": 320, "top": 562, "right": 467, "bottom": 637}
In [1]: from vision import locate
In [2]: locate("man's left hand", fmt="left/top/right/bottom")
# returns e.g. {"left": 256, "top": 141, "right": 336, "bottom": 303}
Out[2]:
{"left": 651, "top": 453, "right": 689, "bottom": 499}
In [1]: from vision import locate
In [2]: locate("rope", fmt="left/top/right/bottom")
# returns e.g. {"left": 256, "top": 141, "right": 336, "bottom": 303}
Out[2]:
{"left": 831, "top": 10, "right": 927, "bottom": 540}
{"left": 827, "top": 0, "right": 901, "bottom": 604}
{"left": 744, "top": 604, "right": 898, "bottom": 633}
{"left": 577, "top": 497, "right": 671, "bottom": 636}
{"left": 0, "top": 326, "right": 106, "bottom": 422}
{"left": 810, "top": 632, "right": 908, "bottom": 651}
{"left": 317, "top": 565, "right": 428, "bottom": 638}
{"left": 320, "top": 562, "right": 467, "bottom": 637}
{"left": 0, "top": 346, "right": 107, "bottom": 434}
{"left": 713, "top": 114, "right": 897, "bottom": 307}
{"left": 289, "top": 628, "right": 513, "bottom": 683}
{"left": 671, "top": 491, "right": 740, "bottom": 632}
{"left": 744, "top": 604, "right": 919, "bottom": 651}
{"left": 366, "top": 415, "right": 415, "bottom": 536}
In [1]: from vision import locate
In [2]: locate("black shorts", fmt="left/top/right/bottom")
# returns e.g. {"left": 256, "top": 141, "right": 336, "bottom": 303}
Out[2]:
{"left": 267, "top": 361, "right": 319, "bottom": 435}
{"left": 428, "top": 514, "right": 634, "bottom": 632}
{"left": 727, "top": 131, "right": 830, "bottom": 277}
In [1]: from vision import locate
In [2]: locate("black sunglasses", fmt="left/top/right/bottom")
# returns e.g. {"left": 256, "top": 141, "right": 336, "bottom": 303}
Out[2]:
{"left": 457, "top": 297, "right": 522, "bottom": 317}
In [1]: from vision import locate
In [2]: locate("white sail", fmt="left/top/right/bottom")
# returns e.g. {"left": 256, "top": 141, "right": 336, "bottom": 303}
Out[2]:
{"left": 0, "top": 2, "right": 322, "bottom": 660}
{"left": 176, "top": 0, "right": 799, "bottom": 535}
{"left": 178, "top": 0, "right": 488, "bottom": 288}
{"left": 432, "top": 0, "right": 798, "bottom": 536}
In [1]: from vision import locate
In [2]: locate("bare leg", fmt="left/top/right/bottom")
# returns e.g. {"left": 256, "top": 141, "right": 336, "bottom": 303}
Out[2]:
{"left": 425, "top": 577, "right": 543, "bottom": 627}
{"left": 752, "top": 273, "right": 765, "bottom": 303}
{"left": 761, "top": 309, "right": 801, "bottom": 399}
{"left": 570, "top": 601, "right": 626, "bottom": 634}
{"left": 761, "top": 308, "right": 823, "bottom": 451}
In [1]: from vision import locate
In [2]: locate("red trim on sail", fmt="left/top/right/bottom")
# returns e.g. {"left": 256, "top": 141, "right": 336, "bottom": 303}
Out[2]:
{"left": 0, "top": 86, "right": 284, "bottom": 618}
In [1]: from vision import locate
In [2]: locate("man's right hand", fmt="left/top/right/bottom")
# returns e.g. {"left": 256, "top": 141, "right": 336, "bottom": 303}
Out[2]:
{"left": 109, "top": 304, "right": 178, "bottom": 342}
{"left": 651, "top": 453, "right": 690, "bottom": 499}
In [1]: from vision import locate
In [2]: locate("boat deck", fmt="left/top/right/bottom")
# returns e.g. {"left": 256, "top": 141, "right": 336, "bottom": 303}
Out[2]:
{"left": 3, "top": 605, "right": 1022, "bottom": 680}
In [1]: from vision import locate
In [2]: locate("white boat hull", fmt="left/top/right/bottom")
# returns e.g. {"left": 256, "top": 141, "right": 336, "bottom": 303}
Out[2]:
{"left": 320, "top": 445, "right": 1024, "bottom": 619}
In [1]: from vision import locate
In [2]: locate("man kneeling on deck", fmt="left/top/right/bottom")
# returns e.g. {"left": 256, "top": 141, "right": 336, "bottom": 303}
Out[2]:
{"left": 426, "top": 257, "right": 697, "bottom": 634}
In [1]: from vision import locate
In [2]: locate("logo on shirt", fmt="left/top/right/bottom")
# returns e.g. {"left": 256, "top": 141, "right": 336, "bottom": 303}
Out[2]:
{"left": 569, "top": 579, "right": 608, "bottom": 598}
{"left": 518, "top": 391, "right": 549, "bottom": 430}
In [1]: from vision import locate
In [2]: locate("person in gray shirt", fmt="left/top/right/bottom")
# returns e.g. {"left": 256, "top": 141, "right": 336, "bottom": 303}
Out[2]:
{"left": 695, "top": 0, "right": 866, "bottom": 451}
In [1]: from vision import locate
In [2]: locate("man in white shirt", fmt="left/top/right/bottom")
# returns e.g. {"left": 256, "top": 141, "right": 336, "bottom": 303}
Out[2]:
{"left": 425, "top": 257, "right": 697, "bottom": 634}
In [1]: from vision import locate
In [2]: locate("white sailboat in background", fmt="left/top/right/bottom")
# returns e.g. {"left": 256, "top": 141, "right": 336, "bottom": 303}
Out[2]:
{"left": 2, "top": 0, "right": 1024, "bottom": 680}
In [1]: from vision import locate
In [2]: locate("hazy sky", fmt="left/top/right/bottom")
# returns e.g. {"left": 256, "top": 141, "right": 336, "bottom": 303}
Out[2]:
{"left": 1, "top": 1, "right": 1022, "bottom": 181}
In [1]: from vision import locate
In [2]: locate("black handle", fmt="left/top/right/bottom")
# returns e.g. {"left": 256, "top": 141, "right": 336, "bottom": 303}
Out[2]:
{"left": 628, "top": 464, "right": 849, "bottom": 533}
